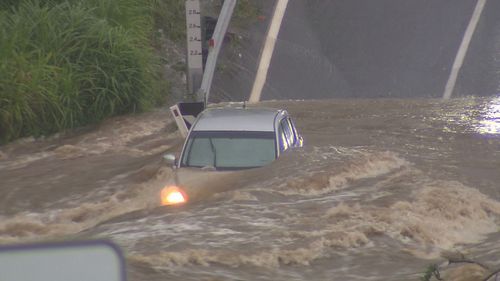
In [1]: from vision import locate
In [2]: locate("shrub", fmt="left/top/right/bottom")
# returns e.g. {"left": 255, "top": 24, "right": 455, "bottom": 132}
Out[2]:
{"left": 0, "top": 0, "right": 163, "bottom": 143}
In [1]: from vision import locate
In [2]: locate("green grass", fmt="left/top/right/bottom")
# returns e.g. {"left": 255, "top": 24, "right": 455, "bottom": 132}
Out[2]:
{"left": 233, "top": 0, "right": 260, "bottom": 27}
{"left": 421, "top": 264, "right": 441, "bottom": 281}
{"left": 0, "top": 0, "right": 184, "bottom": 143}
{"left": 152, "top": 0, "right": 186, "bottom": 43}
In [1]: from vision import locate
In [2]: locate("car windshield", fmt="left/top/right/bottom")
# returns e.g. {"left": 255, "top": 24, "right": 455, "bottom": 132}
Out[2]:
{"left": 181, "top": 131, "right": 276, "bottom": 169}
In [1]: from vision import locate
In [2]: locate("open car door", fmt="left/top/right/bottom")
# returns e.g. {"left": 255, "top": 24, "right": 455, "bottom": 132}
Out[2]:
{"left": 170, "top": 102, "right": 205, "bottom": 138}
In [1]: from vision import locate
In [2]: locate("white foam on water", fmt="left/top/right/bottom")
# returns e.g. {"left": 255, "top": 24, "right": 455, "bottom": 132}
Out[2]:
{"left": 0, "top": 111, "right": 178, "bottom": 170}
{"left": 0, "top": 167, "right": 175, "bottom": 244}
{"left": 276, "top": 151, "right": 408, "bottom": 196}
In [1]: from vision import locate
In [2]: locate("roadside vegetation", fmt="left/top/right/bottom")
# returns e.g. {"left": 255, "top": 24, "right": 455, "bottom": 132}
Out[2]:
{"left": 0, "top": 0, "right": 185, "bottom": 144}
{"left": 420, "top": 257, "right": 500, "bottom": 281}
{"left": 232, "top": 0, "right": 260, "bottom": 27}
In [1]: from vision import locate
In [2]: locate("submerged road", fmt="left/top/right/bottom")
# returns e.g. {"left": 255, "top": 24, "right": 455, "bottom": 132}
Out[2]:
{"left": 1, "top": 2, "right": 500, "bottom": 281}
{"left": 212, "top": 0, "right": 500, "bottom": 101}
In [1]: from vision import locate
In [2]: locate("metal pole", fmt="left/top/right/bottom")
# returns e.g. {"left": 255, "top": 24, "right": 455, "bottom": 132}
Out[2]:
{"left": 197, "top": 0, "right": 237, "bottom": 105}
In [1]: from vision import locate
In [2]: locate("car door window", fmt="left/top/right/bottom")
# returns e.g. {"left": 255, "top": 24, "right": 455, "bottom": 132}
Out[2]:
{"left": 288, "top": 118, "right": 299, "bottom": 145}
{"left": 285, "top": 118, "right": 297, "bottom": 146}
{"left": 278, "top": 123, "right": 289, "bottom": 152}
{"left": 280, "top": 118, "right": 293, "bottom": 148}
{"left": 282, "top": 118, "right": 297, "bottom": 146}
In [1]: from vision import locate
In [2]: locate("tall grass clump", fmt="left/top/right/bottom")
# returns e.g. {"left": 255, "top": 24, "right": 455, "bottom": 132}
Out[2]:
{"left": 0, "top": 0, "right": 163, "bottom": 143}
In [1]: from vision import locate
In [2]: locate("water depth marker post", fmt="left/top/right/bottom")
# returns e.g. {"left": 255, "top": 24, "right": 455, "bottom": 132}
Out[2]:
{"left": 185, "top": 0, "right": 203, "bottom": 98}
{"left": 443, "top": 0, "right": 488, "bottom": 100}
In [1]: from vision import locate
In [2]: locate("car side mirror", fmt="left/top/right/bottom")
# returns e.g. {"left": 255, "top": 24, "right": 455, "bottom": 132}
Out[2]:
{"left": 163, "top": 153, "right": 177, "bottom": 167}
{"left": 0, "top": 240, "right": 126, "bottom": 281}
{"left": 298, "top": 135, "right": 304, "bottom": 147}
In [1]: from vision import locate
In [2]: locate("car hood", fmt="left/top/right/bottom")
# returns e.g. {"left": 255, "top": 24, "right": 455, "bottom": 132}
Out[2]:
{"left": 170, "top": 167, "right": 263, "bottom": 203}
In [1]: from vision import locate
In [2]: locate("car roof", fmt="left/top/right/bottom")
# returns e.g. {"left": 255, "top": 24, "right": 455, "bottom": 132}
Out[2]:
{"left": 192, "top": 107, "right": 282, "bottom": 132}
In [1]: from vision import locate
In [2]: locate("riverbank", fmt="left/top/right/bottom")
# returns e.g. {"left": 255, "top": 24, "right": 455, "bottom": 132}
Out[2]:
{"left": 0, "top": 0, "right": 187, "bottom": 144}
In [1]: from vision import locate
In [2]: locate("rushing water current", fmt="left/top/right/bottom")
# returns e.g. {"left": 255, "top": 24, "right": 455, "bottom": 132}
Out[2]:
{"left": 0, "top": 98, "right": 499, "bottom": 280}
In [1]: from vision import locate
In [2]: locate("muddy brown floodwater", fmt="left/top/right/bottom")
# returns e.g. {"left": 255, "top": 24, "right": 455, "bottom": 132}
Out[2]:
{"left": 0, "top": 97, "right": 499, "bottom": 280}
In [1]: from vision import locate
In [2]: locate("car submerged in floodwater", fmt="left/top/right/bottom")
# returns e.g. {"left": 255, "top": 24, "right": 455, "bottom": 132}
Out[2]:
{"left": 161, "top": 105, "right": 303, "bottom": 205}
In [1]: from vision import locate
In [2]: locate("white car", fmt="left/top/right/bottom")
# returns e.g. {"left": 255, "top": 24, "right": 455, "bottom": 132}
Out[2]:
{"left": 161, "top": 106, "right": 303, "bottom": 205}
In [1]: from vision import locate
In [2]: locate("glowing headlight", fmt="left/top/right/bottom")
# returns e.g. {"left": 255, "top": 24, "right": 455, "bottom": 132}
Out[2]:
{"left": 161, "top": 186, "right": 187, "bottom": 206}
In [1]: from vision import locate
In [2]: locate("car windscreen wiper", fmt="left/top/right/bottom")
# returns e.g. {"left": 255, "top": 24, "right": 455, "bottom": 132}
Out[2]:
{"left": 208, "top": 137, "right": 217, "bottom": 168}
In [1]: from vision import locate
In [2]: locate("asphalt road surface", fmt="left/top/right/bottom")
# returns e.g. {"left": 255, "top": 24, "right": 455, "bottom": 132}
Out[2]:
{"left": 212, "top": 0, "right": 500, "bottom": 101}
